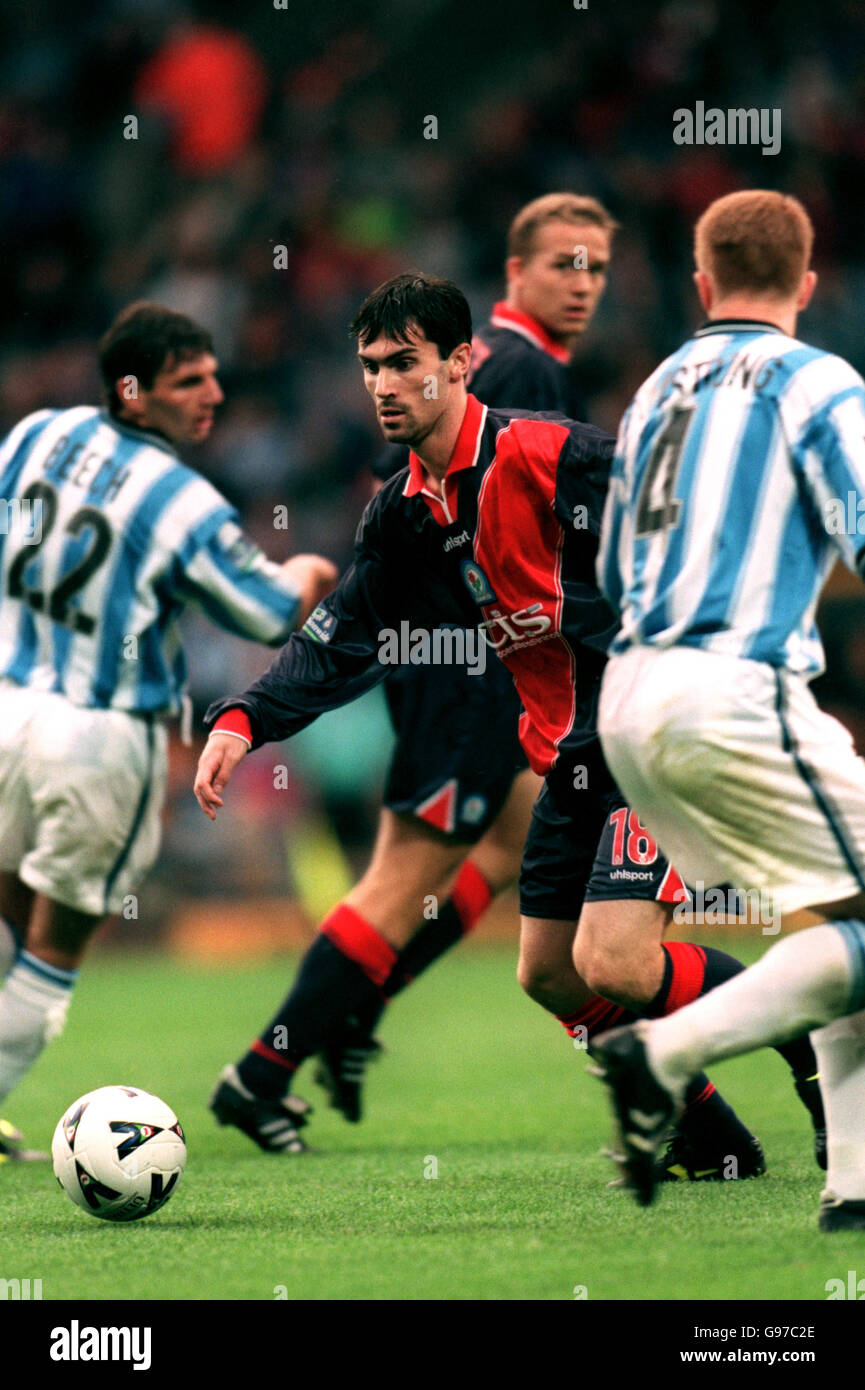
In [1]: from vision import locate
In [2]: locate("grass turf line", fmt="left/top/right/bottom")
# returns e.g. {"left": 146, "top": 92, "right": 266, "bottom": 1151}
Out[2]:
{"left": 0, "top": 942, "right": 847, "bottom": 1301}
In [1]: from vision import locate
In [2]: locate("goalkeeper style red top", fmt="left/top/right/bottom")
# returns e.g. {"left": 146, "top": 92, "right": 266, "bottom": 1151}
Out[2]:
{"left": 208, "top": 393, "right": 617, "bottom": 777}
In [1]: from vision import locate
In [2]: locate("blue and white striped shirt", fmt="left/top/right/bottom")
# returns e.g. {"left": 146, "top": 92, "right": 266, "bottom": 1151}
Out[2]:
{"left": 0, "top": 407, "right": 302, "bottom": 713}
{"left": 598, "top": 320, "right": 865, "bottom": 676}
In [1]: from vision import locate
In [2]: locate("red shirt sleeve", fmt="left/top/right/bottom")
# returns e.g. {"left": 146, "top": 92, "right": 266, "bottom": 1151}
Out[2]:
{"left": 212, "top": 708, "right": 253, "bottom": 744}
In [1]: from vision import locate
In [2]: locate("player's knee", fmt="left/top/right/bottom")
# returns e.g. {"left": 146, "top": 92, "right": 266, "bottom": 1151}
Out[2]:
{"left": 572, "top": 937, "right": 607, "bottom": 995}
{"left": 516, "top": 954, "right": 566, "bottom": 1004}
{"left": 574, "top": 937, "right": 640, "bottom": 1002}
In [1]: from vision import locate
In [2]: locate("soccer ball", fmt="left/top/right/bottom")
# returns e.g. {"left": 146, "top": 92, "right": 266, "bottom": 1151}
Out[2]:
{"left": 52, "top": 1086, "right": 186, "bottom": 1222}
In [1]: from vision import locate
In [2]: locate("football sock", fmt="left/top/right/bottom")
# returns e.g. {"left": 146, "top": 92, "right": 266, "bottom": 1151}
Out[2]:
{"left": 0, "top": 916, "right": 21, "bottom": 979}
{"left": 645, "top": 922, "right": 865, "bottom": 1098}
{"left": 337, "top": 862, "right": 494, "bottom": 1038}
{"left": 237, "top": 904, "right": 397, "bottom": 1100}
{"left": 384, "top": 861, "right": 493, "bottom": 997}
{"left": 653, "top": 940, "right": 820, "bottom": 1081}
{"left": 677, "top": 1074, "right": 756, "bottom": 1159}
{"left": 646, "top": 942, "right": 756, "bottom": 1150}
{"left": 810, "top": 1012, "right": 865, "bottom": 1201}
{"left": 648, "top": 942, "right": 742, "bottom": 1014}
{"left": 558, "top": 988, "right": 755, "bottom": 1153}
{"left": 557, "top": 945, "right": 747, "bottom": 1041}
{"left": 0, "top": 951, "right": 76, "bottom": 1105}
{"left": 558, "top": 994, "right": 634, "bottom": 1044}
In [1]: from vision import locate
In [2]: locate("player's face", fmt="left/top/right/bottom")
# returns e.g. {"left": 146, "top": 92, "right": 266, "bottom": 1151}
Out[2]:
{"left": 358, "top": 328, "right": 458, "bottom": 447}
{"left": 131, "top": 353, "right": 224, "bottom": 446}
{"left": 509, "top": 221, "right": 611, "bottom": 343}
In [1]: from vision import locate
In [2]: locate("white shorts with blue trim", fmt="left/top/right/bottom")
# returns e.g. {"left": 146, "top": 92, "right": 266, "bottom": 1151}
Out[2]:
{"left": 0, "top": 683, "right": 167, "bottom": 916}
{"left": 599, "top": 646, "right": 865, "bottom": 918}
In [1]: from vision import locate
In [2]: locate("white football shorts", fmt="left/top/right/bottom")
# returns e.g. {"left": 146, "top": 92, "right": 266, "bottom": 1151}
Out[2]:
{"left": 0, "top": 683, "right": 167, "bottom": 916}
{"left": 599, "top": 646, "right": 865, "bottom": 917}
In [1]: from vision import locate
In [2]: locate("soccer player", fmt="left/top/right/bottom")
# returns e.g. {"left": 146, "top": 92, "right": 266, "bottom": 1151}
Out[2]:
{"left": 589, "top": 189, "right": 865, "bottom": 1228}
{"left": 315, "top": 194, "right": 615, "bottom": 1122}
{"left": 0, "top": 301, "right": 336, "bottom": 1162}
{"left": 196, "top": 274, "right": 820, "bottom": 1173}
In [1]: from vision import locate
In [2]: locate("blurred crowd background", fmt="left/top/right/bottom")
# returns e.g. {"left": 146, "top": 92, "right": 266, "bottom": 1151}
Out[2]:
{"left": 3, "top": 0, "right": 865, "bottom": 940}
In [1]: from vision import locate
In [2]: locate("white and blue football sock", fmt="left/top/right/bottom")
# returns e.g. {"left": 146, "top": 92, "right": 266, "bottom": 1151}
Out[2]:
{"left": 811, "top": 1010, "right": 865, "bottom": 1201}
{"left": 0, "top": 951, "right": 77, "bottom": 1106}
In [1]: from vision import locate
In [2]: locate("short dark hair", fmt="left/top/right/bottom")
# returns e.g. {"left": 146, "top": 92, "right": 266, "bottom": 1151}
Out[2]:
{"left": 98, "top": 301, "right": 214, "bottom": 417}
{"left": 349, "top": 273, "right": 472, "bottom": 359}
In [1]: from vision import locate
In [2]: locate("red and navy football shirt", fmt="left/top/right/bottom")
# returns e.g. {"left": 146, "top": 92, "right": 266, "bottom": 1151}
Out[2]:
{"left": 208, "top": 393, "right": 616, "bottom": 777}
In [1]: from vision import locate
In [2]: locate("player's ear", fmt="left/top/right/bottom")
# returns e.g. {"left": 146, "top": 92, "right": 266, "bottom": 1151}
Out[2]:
{"left": 450, "top": 341, "right": 472, "bottom": 379}
{"left": 505, "top": 254, "right": 523, "bottom": 290}
{"left": 693, "top": 270, "right": 713, "bottom": 315}
{"left": 797, "top": 270, "right": 817, "bottom": 312}
{"left": 114, "top": 376, "right": 146, "bottom": 423}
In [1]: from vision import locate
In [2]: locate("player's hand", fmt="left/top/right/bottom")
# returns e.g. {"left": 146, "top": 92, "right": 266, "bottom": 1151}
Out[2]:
{"left": 282, "top": 554, "right": 339, "bottom": 626}
{"left": 194, "top": 733, "right": 248, "bottom": 820}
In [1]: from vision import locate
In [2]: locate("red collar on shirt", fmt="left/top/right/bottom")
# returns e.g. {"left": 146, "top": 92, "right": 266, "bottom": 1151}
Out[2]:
{"left": 403, "top": 393, "right": 487, "bottom": 499}
{"left": 489, "top": 301, "right": 571, "bottom": 365}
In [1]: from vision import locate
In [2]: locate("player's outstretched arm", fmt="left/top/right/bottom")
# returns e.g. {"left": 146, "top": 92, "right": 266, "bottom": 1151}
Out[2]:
{"left": 194, "top": 732, "right": 249, "bottom": 820}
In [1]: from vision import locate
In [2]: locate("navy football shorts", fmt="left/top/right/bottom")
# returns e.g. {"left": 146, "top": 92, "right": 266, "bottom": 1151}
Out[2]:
{"left": 519, "top": 758, "right": 687, "bottom": 921}
{"left": 382, "top": 654, "right": 528, "bottom": 844}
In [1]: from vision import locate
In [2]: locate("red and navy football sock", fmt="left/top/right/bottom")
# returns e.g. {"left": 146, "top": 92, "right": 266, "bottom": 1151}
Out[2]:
{"left": 554, "top": 945, "right": 740, "bottom": 1049}
{"left": 647, "top": 941, "right": 741, "bottom": 1014}
{"left": 555, "top": 990, "right": 750, "bottom": 1150}
{"left": 237, "top": 904, "right": 397, "bottom": 1099}
{"left": 340, "top": 861, "right": 494, "bottom": 1037}
{"left": 382, "top": 861, "right": 492, "bottom": 997}
{"left": 557, "top": 994, "right": 637, "bottom": 1044}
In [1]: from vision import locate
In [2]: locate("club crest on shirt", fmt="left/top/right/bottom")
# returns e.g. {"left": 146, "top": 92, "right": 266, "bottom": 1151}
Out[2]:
{"left": 461, "top": 560, "right": 496, "bottom": 605}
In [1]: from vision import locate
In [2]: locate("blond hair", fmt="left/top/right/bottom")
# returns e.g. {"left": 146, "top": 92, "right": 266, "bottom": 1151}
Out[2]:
{"left": 508, "top": 194, "right": 619, "bottom": 259}
{"left": 694, "top": 190, "right": 814, "bottom": 299}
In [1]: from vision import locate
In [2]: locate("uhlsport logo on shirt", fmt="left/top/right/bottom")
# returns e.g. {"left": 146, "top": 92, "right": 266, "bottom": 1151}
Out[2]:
{"left": 50, "top": 1320, "right": 151, "bottom": 1371}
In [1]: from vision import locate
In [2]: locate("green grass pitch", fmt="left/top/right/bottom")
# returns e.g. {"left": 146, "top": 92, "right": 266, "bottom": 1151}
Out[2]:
{"left": 0, "top": 938, "right": 855, "bottom": 1301}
